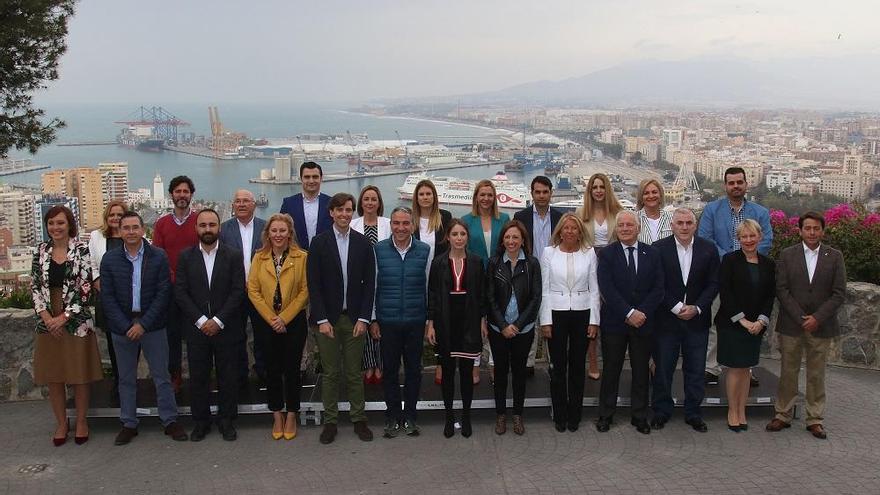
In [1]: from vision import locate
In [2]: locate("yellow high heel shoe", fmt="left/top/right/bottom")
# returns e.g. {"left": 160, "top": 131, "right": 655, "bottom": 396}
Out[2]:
{"left": 272, "top": 415, "right": 284, "bottom": 440}
{"left": 283, "top": 413, "right": 297, "bottom": 440}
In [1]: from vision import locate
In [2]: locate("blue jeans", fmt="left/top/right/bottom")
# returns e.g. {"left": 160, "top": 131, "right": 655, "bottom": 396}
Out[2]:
{"left": 380, "top": 322, "right": 424, "bottom": 422}
{"left": 112, "top": 329, "right": 179, "bottom": 428}
{"left": 651, "top": 325, "right": 709, "bottom": 420}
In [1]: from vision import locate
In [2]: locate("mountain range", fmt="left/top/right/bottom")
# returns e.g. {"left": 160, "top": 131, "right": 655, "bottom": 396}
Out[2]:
{"left": 455, "top": 55, "right": 880, "bottom": 110}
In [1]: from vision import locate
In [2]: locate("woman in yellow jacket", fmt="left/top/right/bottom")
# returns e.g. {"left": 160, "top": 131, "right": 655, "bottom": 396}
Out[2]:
{"left": 248, "top": 213, "right": 309, "bottom": 440}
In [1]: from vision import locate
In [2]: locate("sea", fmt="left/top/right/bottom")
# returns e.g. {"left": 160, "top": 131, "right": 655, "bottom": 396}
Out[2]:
{"left": 5, "top": 103, "right": 548, "bottom": 218}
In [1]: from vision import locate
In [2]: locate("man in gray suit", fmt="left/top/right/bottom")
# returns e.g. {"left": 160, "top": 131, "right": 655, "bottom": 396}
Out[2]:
{"left": 767, "top": 211, "right": 846, "bottom": 439}
{"left": 219, "top": 189, "right": 267, "bottom": 383}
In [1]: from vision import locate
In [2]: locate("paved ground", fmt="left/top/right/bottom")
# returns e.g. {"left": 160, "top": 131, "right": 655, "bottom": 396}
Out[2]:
{"left": 1, "top": 359, "right": 878, "bottom": 495}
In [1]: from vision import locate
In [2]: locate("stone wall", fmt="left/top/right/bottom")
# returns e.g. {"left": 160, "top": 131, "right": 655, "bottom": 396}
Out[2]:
{"left": 2, "top": 282, "right": 879, "bottom": 402}
{"left": 762, "top": 282, "right": 880, "bottom": 368}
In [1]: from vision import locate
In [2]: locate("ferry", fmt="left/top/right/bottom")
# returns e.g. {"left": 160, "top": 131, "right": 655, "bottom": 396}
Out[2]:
{"left": 550, "top": 197, "right": 637, "bottom": 213}
{"left": 398, "top": 171, "right": 531, "bottom": 210}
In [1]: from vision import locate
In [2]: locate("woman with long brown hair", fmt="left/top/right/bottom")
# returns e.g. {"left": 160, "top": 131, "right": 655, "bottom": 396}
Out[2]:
{"left": 576, "top": 173, "right": 622, "bottom": 380}
{"left": 351, "top": 185, "right": 390, "bottom": 385}
{"left": 32, "top": 205, "right": 103, "bottom": 445}
{"left": 248, "top": 213, "right": 309, "bottom": 440}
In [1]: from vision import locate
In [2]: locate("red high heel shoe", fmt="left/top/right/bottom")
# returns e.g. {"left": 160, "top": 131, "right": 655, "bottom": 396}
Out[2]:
{"left": 53, "top": 420, "right": 69, "bottom": 447}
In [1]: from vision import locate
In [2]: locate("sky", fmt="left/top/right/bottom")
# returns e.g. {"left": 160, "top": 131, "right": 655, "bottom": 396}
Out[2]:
{"left": 39, "top": 0, "right": 880, "bottom": 105}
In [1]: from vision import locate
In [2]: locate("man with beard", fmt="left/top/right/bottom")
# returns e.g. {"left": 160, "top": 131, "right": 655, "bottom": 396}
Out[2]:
{"left": 174, "top": 209, "right": 246, "bottom": 441}
{"left": 697, "top": 167, "right": 772, "bottom": 387}
{"left": 153, "top": 175, "right": 200, "bottom": 393}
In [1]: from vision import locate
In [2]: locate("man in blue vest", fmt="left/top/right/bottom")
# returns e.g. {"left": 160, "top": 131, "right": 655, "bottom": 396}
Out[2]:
{"left": 372, "top": 206, "right": 431, "bottom": 438}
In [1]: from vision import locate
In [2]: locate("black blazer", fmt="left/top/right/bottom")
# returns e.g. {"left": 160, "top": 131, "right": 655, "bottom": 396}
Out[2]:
{"left": 654, "top": 235, "right": 720, "bottom": 331}
{"left": 415, "top": 208, "right": 453, "bottom": 260}
{"left": 715, "top": 250, "right": 776, "bottom": 330}
{"left": 597, "top": 241, "right": 665, "bottom": 335}
{"left": 513, "top": 206, "right": 563, "bottom": 245}
{"left": 306, "top": 228, "right": 376, "bottom": 326}
{"left": 174, "top": 243, "right": 246, "bottom": 340}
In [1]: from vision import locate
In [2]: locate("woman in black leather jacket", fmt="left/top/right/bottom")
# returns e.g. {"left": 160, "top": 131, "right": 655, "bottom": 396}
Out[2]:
{"left": 486, "top": 220, "right": 542, "bottom": 435}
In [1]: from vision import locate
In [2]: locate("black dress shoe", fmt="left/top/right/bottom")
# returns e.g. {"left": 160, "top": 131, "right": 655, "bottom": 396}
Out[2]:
{"left": 460, "top": 415, "right": 472, "bottom": 438}
{"left": 631, "top": 418, "right": 651, "bottom": 435}
{"left": 218, "top": 421, "right": 237, "bottom": 441}
{"left": 114, "top": 427, "right": 138, "bottom": 446}
{"left": 650, "top": 416, "right": 668, "bottom": 430}
{"left": 567, "top": 421, "right": 579, "bottom": 432}
{"left": 685, "top": 417, "right": 708, "bottom": 433}
{"left": 704, "top": 372, "right": 719, "bottom": 386}
{"left": 190, "top": 423, "right": 211, "bottom": 442}
{"left": 319, "top": 423, "right": 338, "bottom": 444}
{"left": 728, "top": 423, "right": 742, "bottom": 432}
{"left": 595, "top": 416, "right": 612, "bottom": 432}
{"left": 526, "top": 366, "right": 535, "bottom": 377}
{"left": 554, "top": 422, "right": 567, "bottom": 433}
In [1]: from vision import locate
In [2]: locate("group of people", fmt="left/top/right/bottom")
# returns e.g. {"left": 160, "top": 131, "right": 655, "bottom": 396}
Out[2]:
{"left": 31, "top": 162, "right": 847, "bottom": 447}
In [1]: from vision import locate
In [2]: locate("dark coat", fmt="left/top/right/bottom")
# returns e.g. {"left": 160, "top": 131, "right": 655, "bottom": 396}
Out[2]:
{"left": 218, "top": 216, "right": 266, "bottom": 261}
{"left": 99, "top": 241, "right": 171, "bottom": 335}
{"left": 306, "top": 228, "right": 376, "bottom": 326}
{"left": 414, "top": 208, "right": 453, "bottom": 261}
{"left": 653, "top": 235, "right": 720, "bottom": 332}
{"left": 427, "top": 252, "right": 486, "bottom": 356}
{"left": 775, "top": 243, "right": 847, "bottom": 338}
{"left": 486, "top": 252, "right": 542, "bottom": 333}
{"left": 174, "top": 243, "right": 246, "bottom": 342}
{"left": 715, "top": 250, "right": 776, "bottom": 332}
{"left": 513, "top": 206, "right": 563, "bottom": 244}
{"left": 597, "top": 241, "right": 665, "bottom": 335}
{"left": 279, "top": 193, "right": 332, "bottom": 251}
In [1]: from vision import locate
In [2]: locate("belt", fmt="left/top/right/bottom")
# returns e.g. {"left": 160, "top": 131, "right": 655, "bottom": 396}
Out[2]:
{"left": 130, "top": 311, "right": 142, "bottom": 318}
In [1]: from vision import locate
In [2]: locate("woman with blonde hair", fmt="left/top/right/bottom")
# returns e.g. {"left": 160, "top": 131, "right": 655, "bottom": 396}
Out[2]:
{"left": 576, "top": 173, "right": 621, "bottom": 379}
{"left": 635, "top": 179, "right": 672, "bottom": 245}
{"left": 88, "top": 200, "right": 129, "bottom": 399}
{"left": 248, "top": 213, "right": 309, "bottom": 440}
{"left": 538, "top": 213, "right": 600, "bottom": 432}
{"left": 461, "top": 179, "right": 510, "bottom": 384}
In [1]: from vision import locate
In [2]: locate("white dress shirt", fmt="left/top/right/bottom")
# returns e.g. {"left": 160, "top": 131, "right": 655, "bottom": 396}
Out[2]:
{"left": 237, "top": 217, "right": 254, "bottom": 279}
{"left": 532, "top": 208, "right": 552, "bottom": 261}
{"left": 195, "top": 242, "right": 224, "bottom": 330}
{"left": 804, "top": 242, "right": 820, "bottom": 283}
{"left": 302, "top": 193, "right": 320, "bottom": 245}
{"left": 671, "top": 237, "right": 698, "bottom": 315}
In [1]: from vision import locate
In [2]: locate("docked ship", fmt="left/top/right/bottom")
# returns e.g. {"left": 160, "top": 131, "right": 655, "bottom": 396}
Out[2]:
{"left": 398, "top": 171, "right": 531, "bottom": 210}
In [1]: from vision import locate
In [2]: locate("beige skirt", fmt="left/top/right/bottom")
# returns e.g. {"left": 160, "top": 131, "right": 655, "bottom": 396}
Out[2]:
{"left": 33, "top": 287, "right": 103, "bottom": 385}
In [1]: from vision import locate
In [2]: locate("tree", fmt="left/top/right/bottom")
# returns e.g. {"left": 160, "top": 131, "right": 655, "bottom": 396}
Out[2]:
{"left": 0, "top": 0, "right": 76, "bottom": 158}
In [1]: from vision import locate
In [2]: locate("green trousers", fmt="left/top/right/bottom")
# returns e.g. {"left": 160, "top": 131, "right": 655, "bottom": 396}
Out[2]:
{"left": 315, "top": 315, "right": 366, "bottom": 424}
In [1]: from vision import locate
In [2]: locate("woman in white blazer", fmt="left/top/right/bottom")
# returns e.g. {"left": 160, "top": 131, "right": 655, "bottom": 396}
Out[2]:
{"left": 539, "top": 213, "right": 600, "bottom": 433}
{"left": 350, "top": 185, "right": 391, "bottom": 384}
{"left": 87, "top": 200, "right": 128, "bottom": 397}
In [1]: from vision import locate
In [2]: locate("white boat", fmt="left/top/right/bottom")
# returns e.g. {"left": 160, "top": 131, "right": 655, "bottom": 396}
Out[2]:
{"left": 550, "top": 197, "right": 637, "bottom": 213}
{"left": 398, "top": 171, "right": 531, "bottom": 210}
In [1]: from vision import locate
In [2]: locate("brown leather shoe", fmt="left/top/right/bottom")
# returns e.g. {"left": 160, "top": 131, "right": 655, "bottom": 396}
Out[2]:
{"left": 164, "top": 422, "right": 188, "bottom": 441}
{"left": 807, "top": 424, "right": 827, "bottom": 439}
{"left": 512, "top": 415, "right": 525, "bottom": 435}
{"left": 765, "top": 418, "right": 792, "bottom": 432}
{"left": 494, "top": 414, "right": 507, "bottom": 435}
{"left": 353, "top": 421, "right": 373, "bottom": 442}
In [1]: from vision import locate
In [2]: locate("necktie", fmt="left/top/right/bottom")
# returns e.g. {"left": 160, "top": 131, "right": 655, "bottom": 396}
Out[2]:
{"left": 627, "top": 246, "right": 637, "bottom": 281}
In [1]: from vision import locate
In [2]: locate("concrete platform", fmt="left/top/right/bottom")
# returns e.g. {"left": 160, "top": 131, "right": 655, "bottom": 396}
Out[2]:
{"left": 69, "top": 366, "right": 779, "bottom": 423}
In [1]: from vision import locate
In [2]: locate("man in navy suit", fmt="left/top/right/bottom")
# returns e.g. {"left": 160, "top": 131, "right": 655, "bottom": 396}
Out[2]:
{"left": 650, "top": 208, "right": 720, "bottom": 433}
{"left": 306, "top": 193, "right": 376, "bottom": 445}
{"left": 596, "top": 210, "right": 665, "bottom": 434}
{"left": 175, "top": 209, "right": 246, "bottom": 441}
{"left": 219, "top": 189, "right": 268, "bottom": 383}
{"left": 513, "top": 176, "right": 563, "bottom": 374}
{"left": 279, "top": 161, "right": 332, "bottom": 251}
